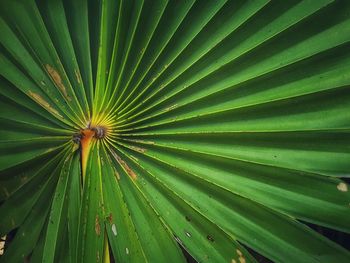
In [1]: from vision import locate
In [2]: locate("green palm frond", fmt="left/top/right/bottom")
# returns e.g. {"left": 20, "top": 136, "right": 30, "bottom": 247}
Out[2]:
{"left": 1, "top": 0, "right": 350, "bottom": 262}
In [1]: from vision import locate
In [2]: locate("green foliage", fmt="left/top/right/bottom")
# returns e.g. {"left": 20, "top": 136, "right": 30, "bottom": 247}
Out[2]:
{"left": 0, "top": 0, "right": 350, "bottom": 262}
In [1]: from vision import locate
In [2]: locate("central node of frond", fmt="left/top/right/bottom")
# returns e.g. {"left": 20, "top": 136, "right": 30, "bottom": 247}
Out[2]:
{"left": 71, "top": 116, "right": 113, "bottom": 182}
{"left": 91, "top": 126, "right": 107, "bottom": 139}
{"left": 72, "top": 125, "right": 110, "bottom": 143}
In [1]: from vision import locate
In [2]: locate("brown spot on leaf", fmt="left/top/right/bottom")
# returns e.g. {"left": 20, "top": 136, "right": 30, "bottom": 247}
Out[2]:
{"left": 45, "top": 64, "right": 71, "bottom": 101}
{"left": 121, "top": 160, "right": 137, "bottom": 179}
{"left": 107, "top": 213, "right": 113, "bottom": 224}
{"left": 337, "top": 182, "right": 348, "bottom": 192}
{"left": 28, "top": 91, "right": 63, "bottom": 118}
{"left": 231, "top": 260, "right": 237, "bottom": 263}
{"left": 111, "top": 150, "right": 137, "bottom": 180}
{"left": 129, "top": 145, "right": 146, "bottom": 153}
{"left": 207, "top": 235, "right": 214, "bottom": 242}
{"left": 28, "top": 91, "right": 49, "bottom": 107}
{"left": 95, "top": 215, "right": 101, "bottom": 236}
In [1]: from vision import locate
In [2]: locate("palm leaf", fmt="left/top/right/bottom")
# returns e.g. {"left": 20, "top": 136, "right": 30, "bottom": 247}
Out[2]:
{"left": 1, "top": 0, "right": 349, "bottom": 262}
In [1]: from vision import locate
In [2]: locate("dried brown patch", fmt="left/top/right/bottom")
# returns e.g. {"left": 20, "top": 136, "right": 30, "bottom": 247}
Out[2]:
{"left": 28, "top": 91, "right": 63, "bottom": 118}
{"left": 95, "top": 215, "right": 101, "bottom": 236}
{"left": 111, "top": 151, "right": 137, "bottom": 180}
{"left": 45, "top": 64, "right": 71, "bottom": 101}
{"left": 107, "top": 213, "right": 113, "bottom": 224}
{"left": 28, "top": 90, "right": 50, "bottom": 108}
{"left": 129, "top": 145, "right": 147, "bottom": 153}
{"left": 121, "top": 160, "right": 137, "bottom": 179}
